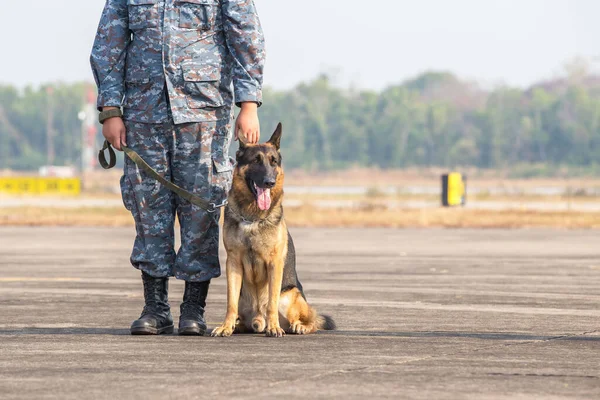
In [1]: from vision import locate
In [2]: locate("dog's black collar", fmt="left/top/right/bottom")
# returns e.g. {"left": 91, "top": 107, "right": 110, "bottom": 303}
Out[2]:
{"left": 228, "top": 208, "right": 261, "bottom": 225}
{"left": 228, "top": 206, "right": 282, "bottom": 226}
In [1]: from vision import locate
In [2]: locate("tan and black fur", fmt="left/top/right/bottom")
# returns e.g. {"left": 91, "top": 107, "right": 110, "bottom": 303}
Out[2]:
{"left": 211, "top": 123, "right": 335, "bottom": 337}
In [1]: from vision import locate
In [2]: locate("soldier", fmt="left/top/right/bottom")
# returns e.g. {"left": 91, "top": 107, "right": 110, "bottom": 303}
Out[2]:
{"left": 90, "top": 0, "right": 265, "bottom": 336}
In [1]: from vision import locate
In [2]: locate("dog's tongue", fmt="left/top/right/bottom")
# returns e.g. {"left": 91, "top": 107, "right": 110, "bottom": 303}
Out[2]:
{"left": 256, "top": 187, "right": 271, "bottom": 211}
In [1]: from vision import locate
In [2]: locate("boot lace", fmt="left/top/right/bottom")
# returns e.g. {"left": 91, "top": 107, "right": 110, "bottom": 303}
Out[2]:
{"left": 180, "top": 285, "right": 205, "bottom": 321}
{"left": 140, "top": 276, "right": 166, "bottom": 318}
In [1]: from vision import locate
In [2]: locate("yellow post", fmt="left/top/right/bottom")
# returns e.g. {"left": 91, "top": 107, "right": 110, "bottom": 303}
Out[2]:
{"left": 442, "top": 173, "right": 466, "bottom": 207}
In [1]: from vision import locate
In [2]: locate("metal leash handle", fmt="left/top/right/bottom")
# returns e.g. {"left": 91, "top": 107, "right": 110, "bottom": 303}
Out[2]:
{"left": 98, "top": 140, "right": 224, "bottom": 212}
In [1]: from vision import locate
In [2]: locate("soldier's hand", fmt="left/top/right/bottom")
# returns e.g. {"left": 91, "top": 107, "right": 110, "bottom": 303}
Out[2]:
{"left": 102, "top": 112, "right": 127, "bottom": 151}
{"left": 235, "top": 102, "right": 260, "bottom": 144}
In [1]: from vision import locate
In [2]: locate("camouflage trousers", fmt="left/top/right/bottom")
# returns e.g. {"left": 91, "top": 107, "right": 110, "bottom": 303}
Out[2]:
{"left": 120, "top": 118, "right": 234, "bottom": 282}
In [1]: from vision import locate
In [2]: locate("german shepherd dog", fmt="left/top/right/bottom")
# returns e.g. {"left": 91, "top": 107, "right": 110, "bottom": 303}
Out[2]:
{"left": 211, "top": 123, "right": 335, "bottom": 337}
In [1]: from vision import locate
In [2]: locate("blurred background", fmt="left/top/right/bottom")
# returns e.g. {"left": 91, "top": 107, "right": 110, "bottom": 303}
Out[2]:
{"left": 1, "top": 0, "right": 600, "bottom": 228}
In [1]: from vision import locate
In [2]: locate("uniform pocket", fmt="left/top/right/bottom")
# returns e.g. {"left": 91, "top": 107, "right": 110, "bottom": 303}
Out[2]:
{"left": 123, "top": 77, "right": 161, "bottom": 111}
{"left": 123, "top": 150, "right": 170, "bottom": 210}
{"left": 182, "top": 63, "right": 224, "bottom": 109}
{"left": 128, "top": 0, "right": 160, "bottom": 31}
{"left": 122, "top": 120, "right": 171, "bottom": 212}
{"left": 177, "top": 0, "right": 218, "bottom": 30}
{"left": 120, "top": 174, "right": 135, "bottom": 212}
{"left": 210, "top": 129, "right": 234, "bottom": 204}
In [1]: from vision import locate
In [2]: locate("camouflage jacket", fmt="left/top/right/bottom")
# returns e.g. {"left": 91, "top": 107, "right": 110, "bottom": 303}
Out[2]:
{"left": 90, "top": 0, "right": 265, "bottom": 124}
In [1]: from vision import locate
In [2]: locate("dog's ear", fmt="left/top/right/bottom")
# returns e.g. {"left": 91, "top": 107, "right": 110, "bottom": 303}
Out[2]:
{"left": 238, "top": 133, "right": 248, "bottom": 149}
{"left": 267, "top": 123, "right": 282, "bottom": 150}
{"left": 236, "top": 135, "right": 247, "bottom": 161}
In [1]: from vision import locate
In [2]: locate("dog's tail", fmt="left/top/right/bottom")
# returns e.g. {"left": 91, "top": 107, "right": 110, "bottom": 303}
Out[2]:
{"left": 316, "top": 314, "right": 336, "bottom": 331}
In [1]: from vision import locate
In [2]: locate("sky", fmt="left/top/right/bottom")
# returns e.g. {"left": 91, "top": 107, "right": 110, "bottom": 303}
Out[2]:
{"left": 0, "top": 0, "right": 598, "bottom": 90}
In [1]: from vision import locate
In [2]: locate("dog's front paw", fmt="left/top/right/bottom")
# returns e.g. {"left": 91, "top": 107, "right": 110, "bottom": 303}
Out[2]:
{"left": 289, "top": 321, "right": 311, "bottom": 335}
{"left": 211, "top": 324, "right": 234, "bottom": 337}
{"left": 265, "top": 325, "right": 286, "bottom": 338}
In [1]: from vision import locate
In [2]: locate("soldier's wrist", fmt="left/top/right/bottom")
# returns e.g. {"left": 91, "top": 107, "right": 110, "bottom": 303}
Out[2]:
{"left": 240, "top": 102, "right": 258, "bottom": 111}
{"left": 99, "top": 108, "right": 123, "bottom": 124}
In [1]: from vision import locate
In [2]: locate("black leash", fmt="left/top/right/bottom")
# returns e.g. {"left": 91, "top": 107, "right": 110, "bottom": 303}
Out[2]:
{"left": 98, "top": 140, "right": 225, "bottom": 213}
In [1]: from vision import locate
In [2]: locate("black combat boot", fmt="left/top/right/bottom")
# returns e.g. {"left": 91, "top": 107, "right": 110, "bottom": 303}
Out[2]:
{"left": 178, "top": 280, "right": 210, "bottom": 336}
{"left": 130, "top": 272, "right": 174, "bottom": 335}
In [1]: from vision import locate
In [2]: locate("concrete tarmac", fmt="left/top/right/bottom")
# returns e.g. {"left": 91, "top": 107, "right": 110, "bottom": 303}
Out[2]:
{"left": 0, "top": 227, "right": 599, "bottom": 399}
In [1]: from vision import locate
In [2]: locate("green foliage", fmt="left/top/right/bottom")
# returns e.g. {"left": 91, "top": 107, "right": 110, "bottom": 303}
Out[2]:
{"left": 4, "top": 72, "right": 600, "bottom": 174}
{"left": 0, "top": 82, "right": 91, "bottom": 170}
{"left": 258, "top": 71, "right": 600, "bottom": 173}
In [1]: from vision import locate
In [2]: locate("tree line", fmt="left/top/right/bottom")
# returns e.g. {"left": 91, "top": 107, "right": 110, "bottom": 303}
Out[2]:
{"left": 2, "top": 67, "right": 600, "bottom": 176}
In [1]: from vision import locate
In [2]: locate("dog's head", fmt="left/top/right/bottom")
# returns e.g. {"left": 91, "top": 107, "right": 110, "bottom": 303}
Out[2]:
{"left": 235, "top": 123, "right": 283, "bottom": 211}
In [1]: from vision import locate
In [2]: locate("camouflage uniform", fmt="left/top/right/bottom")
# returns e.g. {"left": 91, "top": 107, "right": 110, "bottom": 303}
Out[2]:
{"left": 90, "top": 0, "right": 265, "bottom": 282}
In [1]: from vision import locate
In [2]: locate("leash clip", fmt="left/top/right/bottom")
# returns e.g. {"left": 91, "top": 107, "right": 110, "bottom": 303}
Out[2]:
{"left": 207, "top": 199, "right": 228, "bottom": 213}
